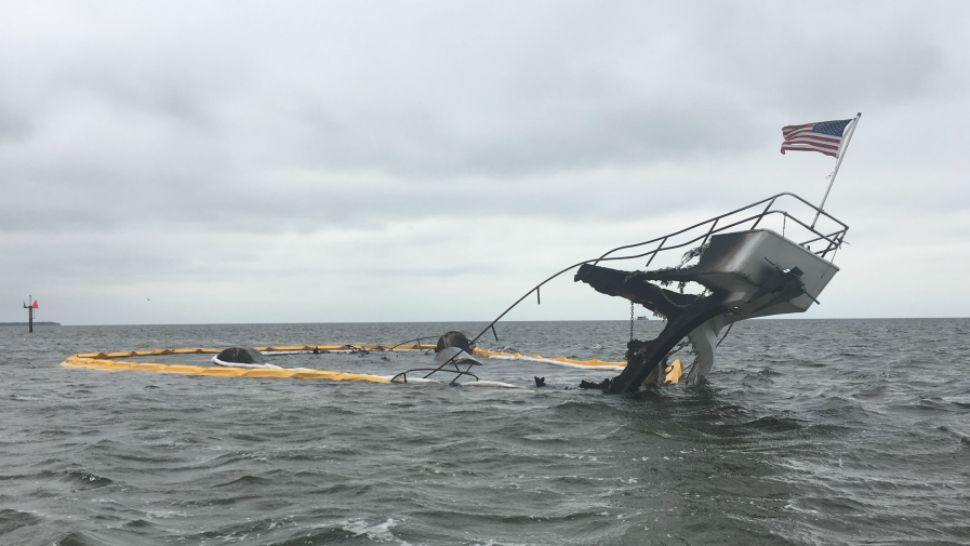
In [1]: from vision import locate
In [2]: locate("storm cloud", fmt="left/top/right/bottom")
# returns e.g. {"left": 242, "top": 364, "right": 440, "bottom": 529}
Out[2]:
{"left": 2, "top": 1, "right": 968, "bottom": 324}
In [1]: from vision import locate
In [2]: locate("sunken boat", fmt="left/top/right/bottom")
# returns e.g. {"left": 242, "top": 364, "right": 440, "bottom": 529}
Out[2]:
{"left": 414, "top": 192, "right": 848, "bottom": 392}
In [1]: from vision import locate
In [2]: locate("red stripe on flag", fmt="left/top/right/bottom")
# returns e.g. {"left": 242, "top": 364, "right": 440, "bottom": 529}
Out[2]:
{"left": 781, "top": 144, "right": 839, "bottom": 157}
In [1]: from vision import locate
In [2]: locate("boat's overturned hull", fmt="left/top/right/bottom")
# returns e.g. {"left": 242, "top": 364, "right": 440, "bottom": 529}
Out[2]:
{"left": 575, "top": 229, "right": 840, "bottom": 392}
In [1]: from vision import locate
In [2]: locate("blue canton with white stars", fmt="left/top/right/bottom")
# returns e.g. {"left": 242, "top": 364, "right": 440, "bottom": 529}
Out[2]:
{"left": 813, "top": 119, "right": 852, "bottom": 137}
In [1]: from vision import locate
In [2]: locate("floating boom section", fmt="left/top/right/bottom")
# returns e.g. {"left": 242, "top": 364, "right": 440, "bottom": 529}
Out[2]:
{"left": 576, "top": 229, "right": 841, "bottom": 392}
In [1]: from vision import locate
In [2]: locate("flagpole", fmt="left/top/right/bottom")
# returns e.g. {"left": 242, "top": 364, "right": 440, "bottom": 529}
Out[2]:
{"left": 812, "top": 112, "right": 862, "bottom": 229}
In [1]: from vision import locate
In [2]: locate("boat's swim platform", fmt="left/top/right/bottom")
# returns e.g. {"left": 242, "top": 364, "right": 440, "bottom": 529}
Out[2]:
{"left": 59, "top": 344, "right": 682, "bottom": 387}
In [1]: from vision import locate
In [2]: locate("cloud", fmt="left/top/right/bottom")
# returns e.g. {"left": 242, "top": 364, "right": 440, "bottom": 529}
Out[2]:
{"left": 1, "top": 1, "right": 968, "bottom": 322}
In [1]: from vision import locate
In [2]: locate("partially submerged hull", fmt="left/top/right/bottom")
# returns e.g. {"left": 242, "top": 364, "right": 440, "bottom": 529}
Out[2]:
{"left": 576, "top": 228, "right": 840, "bottom": 391}
{"left": 462, "top": 192, "right": 849, "bottom": 392}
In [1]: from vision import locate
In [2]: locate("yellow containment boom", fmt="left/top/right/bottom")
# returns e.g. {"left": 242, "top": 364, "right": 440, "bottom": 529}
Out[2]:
{"left": 57, "top": 343, "right": 666, "bottom": 385}
{"left": 59, "top": 345, "right": 442, "bottom": 384}
{"left": 473, "top": 348, "right": 626, "bottom": 370}
{"left": 664, "top": 359, "right": 683, "bottom": 385}
{"left": 60, "top": 354, "right": 393, "bottom": 383}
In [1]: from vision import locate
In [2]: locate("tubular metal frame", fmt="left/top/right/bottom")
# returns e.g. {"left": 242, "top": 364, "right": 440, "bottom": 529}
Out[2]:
{"left": 469, "top": 192, "right": 848, "bottom": 346}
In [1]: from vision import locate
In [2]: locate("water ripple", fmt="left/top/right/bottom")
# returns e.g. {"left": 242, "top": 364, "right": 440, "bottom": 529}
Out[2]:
{"left": 2, "top": 319, "right": 969, "bottom": 545}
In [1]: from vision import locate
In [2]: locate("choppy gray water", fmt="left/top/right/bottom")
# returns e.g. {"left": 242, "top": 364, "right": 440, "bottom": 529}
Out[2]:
{"left": 2, "top": 319, "right": 969, "bottom": 545}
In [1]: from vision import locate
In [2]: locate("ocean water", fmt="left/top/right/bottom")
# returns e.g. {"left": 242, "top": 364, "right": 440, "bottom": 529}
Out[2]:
{"left": 1, "top": 319, "right": 969, "bottom": 545}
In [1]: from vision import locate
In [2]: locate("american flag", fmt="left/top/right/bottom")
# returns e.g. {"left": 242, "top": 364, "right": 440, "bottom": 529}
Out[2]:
{"left": 781, "top": 118, "right": 854, "bottom": 158}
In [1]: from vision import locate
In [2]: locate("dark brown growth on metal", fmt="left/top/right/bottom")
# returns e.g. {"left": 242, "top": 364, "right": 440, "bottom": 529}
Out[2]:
{"left": 574, "top": 263, "right": 731, "bottom": 393}
{"left": 575, "top": 261, "right": 811, "bottom": 393}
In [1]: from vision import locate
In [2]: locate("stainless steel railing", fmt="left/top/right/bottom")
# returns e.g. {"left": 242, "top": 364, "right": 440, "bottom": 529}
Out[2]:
{"left": 467, "top": 192, "right": 848, "bottom": 348}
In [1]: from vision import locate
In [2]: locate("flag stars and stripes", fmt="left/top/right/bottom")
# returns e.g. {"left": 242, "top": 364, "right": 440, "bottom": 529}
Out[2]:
{"left": 781, "top": 118, "right": 853, "bottom": 158}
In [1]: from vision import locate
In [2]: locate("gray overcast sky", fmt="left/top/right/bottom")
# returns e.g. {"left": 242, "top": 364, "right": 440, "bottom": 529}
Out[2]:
{"left": 2, "top": 1, "right": 968, "bottom": 324}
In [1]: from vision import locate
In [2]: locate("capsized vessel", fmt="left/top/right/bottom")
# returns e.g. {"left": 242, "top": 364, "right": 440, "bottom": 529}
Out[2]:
{"left": 424, "top": 192, "right": 848, "bottom": 392}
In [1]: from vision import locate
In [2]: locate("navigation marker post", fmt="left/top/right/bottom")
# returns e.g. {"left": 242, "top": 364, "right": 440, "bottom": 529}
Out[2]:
{"left": 811, "top": 112, "right": 862, "bottom": 229}
{"left": 23, "top": 296, "right": 38, "bottom": 333}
